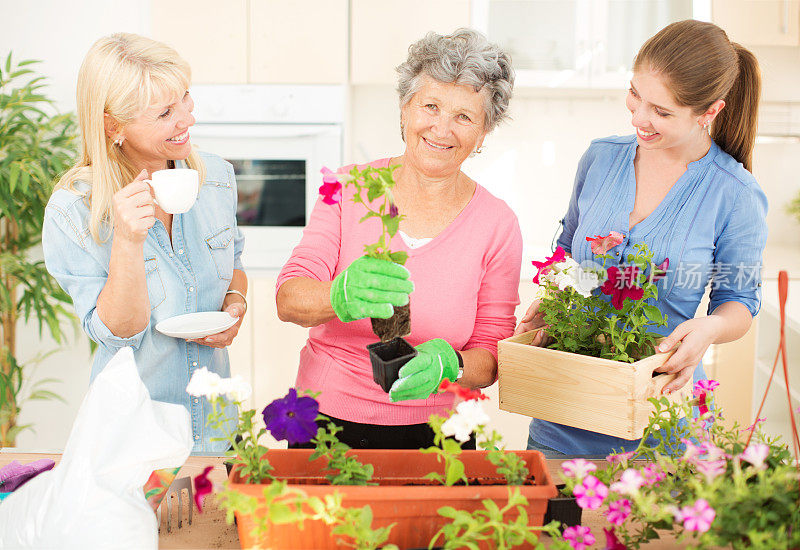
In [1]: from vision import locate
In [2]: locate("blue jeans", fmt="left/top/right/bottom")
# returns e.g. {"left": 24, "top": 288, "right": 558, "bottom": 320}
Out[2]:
{"left": 526, "top": 434, "right": 568, "bottom": 458}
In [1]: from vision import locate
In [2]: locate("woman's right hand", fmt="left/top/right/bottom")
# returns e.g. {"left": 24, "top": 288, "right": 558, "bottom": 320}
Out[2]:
{"left": 514, "top": 298, "right": 548, "bottom": 345}
{"left": 112, "top": 169, "right": 155, "bottom": 243}
{"left": 329, "top": 256, "right": 414, "bottom": 323}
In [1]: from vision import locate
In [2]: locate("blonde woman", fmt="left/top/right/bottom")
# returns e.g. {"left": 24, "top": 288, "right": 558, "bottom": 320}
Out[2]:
{"left": 42, "top": 33, "right": 247, "bottom": 452}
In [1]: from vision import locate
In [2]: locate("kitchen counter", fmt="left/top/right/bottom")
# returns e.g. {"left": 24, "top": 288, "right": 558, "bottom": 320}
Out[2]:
{"left": 0, "top": 453, "right": 683, "bottom": 549}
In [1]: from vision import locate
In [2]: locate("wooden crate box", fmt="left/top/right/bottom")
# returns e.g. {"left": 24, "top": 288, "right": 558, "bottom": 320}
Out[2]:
{"left": 497, "top": 329, "right": 692, "bottom": 440}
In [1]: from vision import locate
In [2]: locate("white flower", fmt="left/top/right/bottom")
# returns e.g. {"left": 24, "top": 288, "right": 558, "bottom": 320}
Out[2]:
{"left": 223, "top": 375, "right": 252, "bottom": 402}
{"left": 610, "top": 468, "right": 645, "bottom": 495}
{"left": 740, "top": 443, "right": 769, "bottom": 470}
{"left": 542, "top": 259, "right": 601, "bottom": 298}
{"left": 186, "top": 367, "right": 226, "bottom": 399}
{"left": 441, "top": 400, "right": 490, "bottom": 442}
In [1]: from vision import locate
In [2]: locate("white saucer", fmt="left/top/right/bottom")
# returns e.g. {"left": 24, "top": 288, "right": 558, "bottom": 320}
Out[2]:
{"left": 155, "top": 311, "right": 238, "bottom": 339}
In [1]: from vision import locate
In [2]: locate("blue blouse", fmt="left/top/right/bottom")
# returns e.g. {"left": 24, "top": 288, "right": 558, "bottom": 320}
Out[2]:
{"left": 42, "top": 152, "right": 244, "bottom": 453}
{"left": 529, "top": 135, "right": 768, "bottom": 455}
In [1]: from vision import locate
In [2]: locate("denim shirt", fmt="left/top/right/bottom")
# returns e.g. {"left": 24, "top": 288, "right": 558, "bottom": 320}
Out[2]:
{"left": 42, "top": 151, "right": 244, "bottom": 453}
{"left": 530, "top": 135, "right": 768, "bottom": 455}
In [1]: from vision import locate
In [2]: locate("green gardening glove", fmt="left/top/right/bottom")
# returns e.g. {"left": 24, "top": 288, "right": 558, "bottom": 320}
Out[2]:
{"left": 389, "top": 339, "right": 459, "bottom": 402}
{"left": 330, "top": 256, "right": 414, "bottom": 323}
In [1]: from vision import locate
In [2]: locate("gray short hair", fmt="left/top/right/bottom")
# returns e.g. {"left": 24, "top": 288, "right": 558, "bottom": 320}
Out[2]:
{"left": 396, "top": 28, "right": 514, "bottom": 133}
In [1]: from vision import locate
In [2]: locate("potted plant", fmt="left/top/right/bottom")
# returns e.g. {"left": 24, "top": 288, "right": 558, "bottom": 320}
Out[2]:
{"left": 186, "top": 371, "right": 567, "bottom": 549}
{"left": 0, "top": 54, "right": 78, "bottom": 446}
{"left": 319, "top": 165, "right": 416, "bottom": 393}
{"left": 497, "top": 236, "right": 689, "bottom": 439}
{"left": 556, "top": 380, "right": 800, "bottom": 549}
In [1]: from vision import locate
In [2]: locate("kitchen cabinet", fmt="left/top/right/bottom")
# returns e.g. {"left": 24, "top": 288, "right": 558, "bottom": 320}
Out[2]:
{"left": 151, "top": 0, "right": 248, "bottom": 84}
{"left": 713, "top": 0, "right": 800, "bottom": 46}
{"left": 350, "top": 0, "right": 471, "bottom": 85}
{"left": 472, "top": 0, "right": 696, "bottom": 89}
{"left": 249, "top": 0, "right": 348, "bottom": 84}
{"left": 151, "top": 0, "right": 347, "bottom": 85}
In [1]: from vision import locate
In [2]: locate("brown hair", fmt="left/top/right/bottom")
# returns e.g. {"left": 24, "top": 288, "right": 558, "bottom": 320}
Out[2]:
{"left": 633, "top": 20, "right": 761, "bottom": 172}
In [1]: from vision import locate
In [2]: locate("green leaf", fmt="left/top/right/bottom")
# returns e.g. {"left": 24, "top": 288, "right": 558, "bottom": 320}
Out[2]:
{"left": 383, "top": 213, "right": 400, "bottom": 237}
{"left": 388, "top": 251, "right": 408, "bottom": 265}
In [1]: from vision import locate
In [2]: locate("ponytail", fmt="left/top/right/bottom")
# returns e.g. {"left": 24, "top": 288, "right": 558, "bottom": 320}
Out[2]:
{"left": 710, "top": 43, "right": 761, "bottom": 172}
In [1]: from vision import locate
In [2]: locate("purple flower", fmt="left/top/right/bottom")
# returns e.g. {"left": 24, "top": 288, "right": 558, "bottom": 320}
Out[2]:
{"left": 606, "top": 498, "right": 631, "bottom": 526}
{"left": 193, "top": 465, "right": 213, "bottom": 513}
{"left": 389, "top": 202, "right": 399, "bottom": 218}
{"left": 563, "top": 525, "right": 595, "bottom": 550}
{"left": 573, "top": 475, "right": 608, "bottom": 510}
{"left": 262, "top": 388, "right": 319, "bottom": 445}
{"left": 680, "top": 499, "right": 716, "bottom": 533}
{"left": 603, "top": 527, "right": 627, "bottom": 549}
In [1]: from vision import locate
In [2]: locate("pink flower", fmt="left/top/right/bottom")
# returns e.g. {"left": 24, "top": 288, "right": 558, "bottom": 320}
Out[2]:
{"left": 318, "top": 167, "right": 342, "bottom": 205}
{"left": 532, "top": 247, "right": 566, "bottom": 284}
{"left": 573, "top": 475, "right": 608, "bottom": 510}
{"left": 603, "top": 527, "right": 627, "bottom": 549}
{"left": 561, "top": 458, "right": 597, "bottom": 479}
{"left": 641, "top": 464, "right": 665, "bottom": 486}
{"left": 438, "top": 379, "right": 489, "bottom": 401}
{"left": 743, "top": 417, "right": 766, "bottom": 432}
{"left": 680, "top": 499, "right": 716, "bottom": 533}
{"left": 600, "top": 266, "right": 644, "bottom": 310}
{"left": 701, "top": 440, "right": 727, "bottom": 462}
{"left": 695, "top": 459, "right": 727, "bottom": 481}
{"left": 693, "top": 379, "right": 719, "bottom": 415}
{"left": 563, "top": 525, "right": 596, "bottom": 550}
{"left": 606, "top": 450, "right": 636, "bottom": 464}
{"left": 610, "top": 468, "right": 645, "bottom": 495}
{"left": 649, "top": 258, "right": 669, "bottom": 282}
{"left": 606, "top": 498, "right": 631, "bottom": 526}
{"left": 193, "top": 465, "right": 214, "bottom": 513}
{"left": 586, "top": 231, "right": 624, "bottom": 255}
{"left": 681, "top": 438, "right": 704, "bottom": 464}
{"left": 740, "top": 443, "right": 770, "bottom": 470}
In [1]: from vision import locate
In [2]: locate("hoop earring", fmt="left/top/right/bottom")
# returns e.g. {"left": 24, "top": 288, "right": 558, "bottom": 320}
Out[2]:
{"left": 474, "top": 146, "right": 483, "bottom": 154}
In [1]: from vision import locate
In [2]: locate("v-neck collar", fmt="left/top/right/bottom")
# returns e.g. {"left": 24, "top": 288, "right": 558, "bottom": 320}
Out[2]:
{"left": 623, "top": 138, "right": 717, "bottom": 236}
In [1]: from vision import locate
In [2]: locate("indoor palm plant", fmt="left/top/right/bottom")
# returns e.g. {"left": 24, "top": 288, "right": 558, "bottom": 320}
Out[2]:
{"left": 0, "top": 53, "right": 78, "bottom": 446}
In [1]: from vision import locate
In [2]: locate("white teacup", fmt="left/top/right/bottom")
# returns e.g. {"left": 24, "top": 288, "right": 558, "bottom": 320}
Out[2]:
{"left": 145, "top": 168, "right": 199, "bottom": 214}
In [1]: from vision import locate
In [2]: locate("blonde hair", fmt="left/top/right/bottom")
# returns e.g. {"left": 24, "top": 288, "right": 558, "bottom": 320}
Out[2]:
{"left": 57, "top": 33, "right": 206, "bottom": 242}
{"left": 634, "top": 20, "right": 761, "bottom": 172}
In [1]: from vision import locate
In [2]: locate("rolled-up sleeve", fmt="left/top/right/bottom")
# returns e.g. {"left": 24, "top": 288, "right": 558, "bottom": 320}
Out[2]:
{"left": 464, "top": 215, "right": 523, "bottom": 361}
{"left": 708, "top": 184, "right": 768, "bottom": 316}
{"left": 42, "top": 205, "right": 147, "bottom": 351}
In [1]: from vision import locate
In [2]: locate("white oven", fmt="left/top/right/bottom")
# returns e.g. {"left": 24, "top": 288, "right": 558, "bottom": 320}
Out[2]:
{"left": 189, "top": 85, "right": 344, "bottom": 270}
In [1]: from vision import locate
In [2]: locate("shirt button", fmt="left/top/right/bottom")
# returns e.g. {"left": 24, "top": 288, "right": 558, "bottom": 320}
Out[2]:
{"left": 192, "top": 361, "right": 198, "bottom": 367}
{"left": 194, "top": 435, "right": 200, "bottom": 440}
{"left": 178, "top": 249, "right": 184, "bottom": 255}
{"left": 189, "top": 287, "right": 194, "bottom": 292}
{"left": 193, "top": 398, "right": 199, "bottom": 404}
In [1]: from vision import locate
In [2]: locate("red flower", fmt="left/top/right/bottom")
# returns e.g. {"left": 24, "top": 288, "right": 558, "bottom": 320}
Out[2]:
{"left": 318, "top": 167, "right": 342, "bottom": 205}
{"left": 193, "top": 465, "right": 214, "bottom": 513}
{"left": 600, "top": 266, "right": 644, "bottom": 310}
{"left": 586, "top": 231, "right": 624, "bottom": 255}
{"left": 649, "top": 258, "right": 669, "bottom": 282}
{"left": 531, "top": 247, "right": 566, "bottom": 284}
{"left": 439, "top": 379, "right": 489, "bottom": 401}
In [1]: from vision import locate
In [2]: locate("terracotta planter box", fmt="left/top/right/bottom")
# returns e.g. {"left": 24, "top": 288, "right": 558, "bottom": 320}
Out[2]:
{"left": 229, "top": 448, "right": 558, "bottom": 549}
{"left": 497, "top": 329, "right": 691, "bottom": 439}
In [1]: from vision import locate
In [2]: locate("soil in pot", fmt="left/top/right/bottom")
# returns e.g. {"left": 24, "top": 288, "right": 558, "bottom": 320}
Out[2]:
{"left": 543, "top": 484, "right": 582, "bottom": 531}
{"left": 368, "top": 336, "right": 417, "bottom": 392}
{"left": 371, "top": 302, "right": 411, "bottom": 342}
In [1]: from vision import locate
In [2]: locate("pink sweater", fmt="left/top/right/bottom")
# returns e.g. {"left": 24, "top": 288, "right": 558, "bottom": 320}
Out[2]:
{"left": 277, "top": 158, "right": 523, "bottom": 425}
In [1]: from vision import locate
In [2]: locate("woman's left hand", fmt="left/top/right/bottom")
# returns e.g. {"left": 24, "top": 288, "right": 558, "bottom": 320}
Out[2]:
{"left": 654, "top": 316, "right": 725, "bottom": 394}
{"left": 187, "top": 301, "right": 246, "bottom": 348}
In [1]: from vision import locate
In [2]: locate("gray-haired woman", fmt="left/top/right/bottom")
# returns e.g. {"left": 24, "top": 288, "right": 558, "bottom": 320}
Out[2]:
{"left": 276, "top": 28, "right": 522, "bottom": 449}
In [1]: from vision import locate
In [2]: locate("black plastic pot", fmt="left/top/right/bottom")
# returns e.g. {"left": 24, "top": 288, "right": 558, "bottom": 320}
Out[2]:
{"left": 367, "top": 336, "right": 417, "bottom": 392}
{"left": 543, "top": 484, "right": 582, "bottom": 531}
